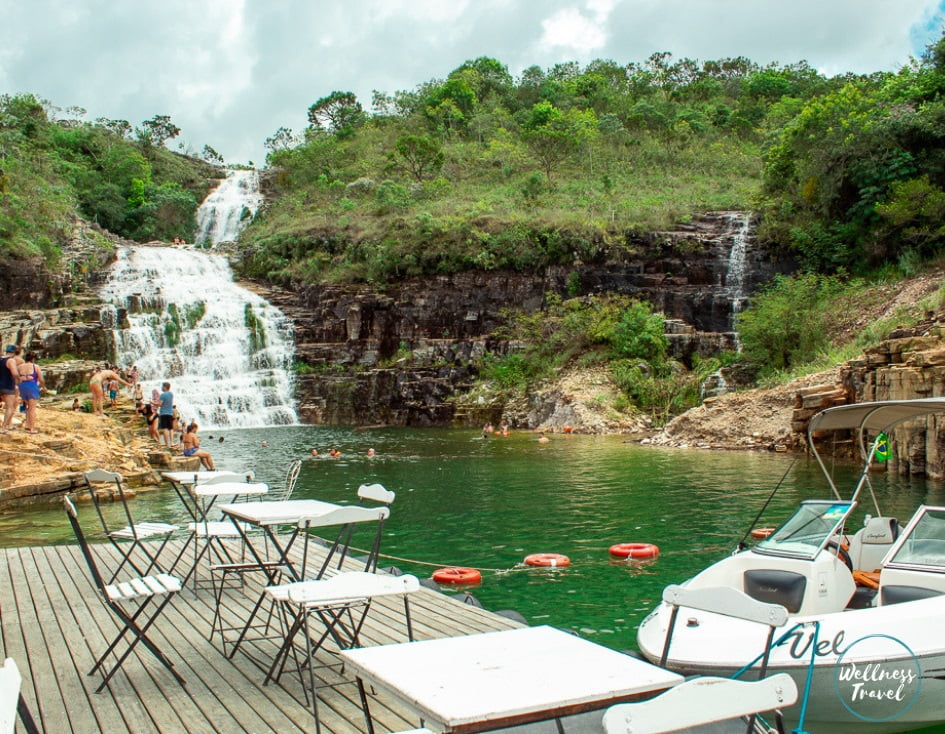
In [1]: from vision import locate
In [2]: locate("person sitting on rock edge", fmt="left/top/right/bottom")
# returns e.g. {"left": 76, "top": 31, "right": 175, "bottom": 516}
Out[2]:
{"left": 181, "top": 421, "right": 215, "bottom": 470}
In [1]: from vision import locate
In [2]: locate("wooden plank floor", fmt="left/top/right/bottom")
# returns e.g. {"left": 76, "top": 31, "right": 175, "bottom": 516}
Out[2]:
{"left": 0, "top": 535, "right": 523, "bottom": 734}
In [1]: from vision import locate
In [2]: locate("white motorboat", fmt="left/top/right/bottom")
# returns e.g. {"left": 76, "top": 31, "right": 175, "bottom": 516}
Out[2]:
{"left": 637, "top": 398, "right": 945, "bottom": 733}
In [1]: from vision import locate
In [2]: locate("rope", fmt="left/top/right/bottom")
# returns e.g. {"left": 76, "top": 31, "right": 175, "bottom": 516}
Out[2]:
{"left": 346, "top": 543, "right": 523, "bottom": 575}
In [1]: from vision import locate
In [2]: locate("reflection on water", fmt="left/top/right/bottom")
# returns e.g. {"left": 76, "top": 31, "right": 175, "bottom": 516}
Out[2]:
{"left": 3, "top": 426, "right": 943, "bottom": 655}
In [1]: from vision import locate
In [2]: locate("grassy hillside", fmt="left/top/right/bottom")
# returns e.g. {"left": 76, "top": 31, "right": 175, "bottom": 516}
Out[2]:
{"left": 238, "top": 53, "right": 823, "bottom": 284}
{"left": 0, "top": 94, "right": 219, "bottom": 264}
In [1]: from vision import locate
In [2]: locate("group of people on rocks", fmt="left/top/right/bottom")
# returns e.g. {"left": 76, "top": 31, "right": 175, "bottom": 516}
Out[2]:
{"left": 0, "top": 345, "right": 45, "bottom": 435}
{"left": 133, "top": 380, "right": 215, "bottom": 470}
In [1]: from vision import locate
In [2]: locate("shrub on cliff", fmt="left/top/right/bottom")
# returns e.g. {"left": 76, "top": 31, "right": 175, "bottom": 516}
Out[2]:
{"left": 736, "top": 273, "right": 849, "bottom": 374}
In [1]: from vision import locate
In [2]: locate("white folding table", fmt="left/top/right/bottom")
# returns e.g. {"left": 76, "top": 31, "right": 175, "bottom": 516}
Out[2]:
{"left": 215, "top": 498, "right": 348, "bottom": 658}
{"left": 339, "top": 625, "right": 684, "bottom": 734}
{"left": 162, "top": 469, "right": 249, "bottom": 485}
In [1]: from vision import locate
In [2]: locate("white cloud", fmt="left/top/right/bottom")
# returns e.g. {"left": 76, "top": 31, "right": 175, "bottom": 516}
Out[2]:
{"left": 540, "top": 7, "right": 609, "bottom": 53}
{"left": 1, "top": 0, "right": 943, "bottom": 165}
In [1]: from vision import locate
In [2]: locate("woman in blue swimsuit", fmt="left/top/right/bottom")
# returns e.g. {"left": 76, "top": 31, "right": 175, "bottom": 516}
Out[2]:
{"left": 180, "top": 421, "right": 216, "bottom": 470}
{"left": 16, "top": 352, "right": 44, "bottom": 434}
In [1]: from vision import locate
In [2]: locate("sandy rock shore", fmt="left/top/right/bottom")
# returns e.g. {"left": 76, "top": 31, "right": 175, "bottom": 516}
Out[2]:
{"left": 0, "top": 394, "right": 193, "bottom": 508}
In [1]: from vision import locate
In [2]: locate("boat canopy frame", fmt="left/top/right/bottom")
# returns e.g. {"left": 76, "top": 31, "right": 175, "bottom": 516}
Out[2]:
{"left": 807, "top": 398, "right": 945, "bottom": 515}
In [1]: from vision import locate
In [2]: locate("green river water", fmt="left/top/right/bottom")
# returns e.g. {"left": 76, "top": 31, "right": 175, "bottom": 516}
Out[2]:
{"left": 5, "top": 426, "right": 945, "bottom": 731}
{"left": 5, "top": 427, "right": 944, "bottom": 654}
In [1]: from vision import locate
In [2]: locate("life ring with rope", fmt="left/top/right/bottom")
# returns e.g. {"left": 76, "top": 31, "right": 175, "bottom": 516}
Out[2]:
{"left": 609, "top": 542, "right": 660, "bottom": 560}
{"left": 524, "top": 553, "right": 570, "bottom": 568}
{"left": 431, "top": 567, "right": 482, "bottom": 585}
{"left": 750, "top": 527, "right": 775, "bottom": 540}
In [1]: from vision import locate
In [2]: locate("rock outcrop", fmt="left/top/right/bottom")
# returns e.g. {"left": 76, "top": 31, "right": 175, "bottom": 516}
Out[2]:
{"left": 0, "top": 218, "right": 122, "bottom": 310}
{"left": 262, "top": 211, "right": 791, "bottom": 429}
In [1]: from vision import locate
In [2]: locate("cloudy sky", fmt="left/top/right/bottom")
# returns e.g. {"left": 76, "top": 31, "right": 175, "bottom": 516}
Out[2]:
{"left": 3, "top": 0, "right": 945, "bottom": 165}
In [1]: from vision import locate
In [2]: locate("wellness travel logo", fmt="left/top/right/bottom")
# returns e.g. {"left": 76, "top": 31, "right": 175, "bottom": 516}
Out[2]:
{"left": 833, "top": 634, "right": 922, "bottom": 722}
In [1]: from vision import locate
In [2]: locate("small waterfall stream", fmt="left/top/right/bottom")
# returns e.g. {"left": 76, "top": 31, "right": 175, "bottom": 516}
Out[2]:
{"left": 723, "top": 212, "right": 751, "bottom": 327}
{"left": 195, "top": 169, "right": 262, "bottom": 246}
{"left": 101, "top": 246, "right": 297, "bottom": 429}
{"left": 703, "top": 212, "right": 754, "bottom": 398}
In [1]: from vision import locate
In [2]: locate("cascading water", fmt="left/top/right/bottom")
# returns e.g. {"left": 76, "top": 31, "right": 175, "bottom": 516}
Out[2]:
{"left": 724, "top": 211, "right": 751, "bottom": 327}
{"left": 194, "top": 169, "right": 263, "bottom": 246}
{"left": 703, "top": 212, "right": 753, "bottom": 398}
{"left": 100, "top": 245, "right": 297, "bottom": 429}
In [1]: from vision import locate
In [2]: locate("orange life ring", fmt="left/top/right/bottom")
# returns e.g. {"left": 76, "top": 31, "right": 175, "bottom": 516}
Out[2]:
{"left": 524, "top": 553, "right": 570, "bottom": 568}
{"left": 609, "top": 542, "right": 660, "bottom": 560}
{"left": 751, "top": 527, "right": 775, "bottom": 540}
{"left": 431, "top": 567, "right": 482, "bottom": 585}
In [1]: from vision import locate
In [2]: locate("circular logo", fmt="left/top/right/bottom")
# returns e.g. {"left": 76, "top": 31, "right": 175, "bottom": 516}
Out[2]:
{"left": 833, "top": 634, "right": 922, "bottom": 722}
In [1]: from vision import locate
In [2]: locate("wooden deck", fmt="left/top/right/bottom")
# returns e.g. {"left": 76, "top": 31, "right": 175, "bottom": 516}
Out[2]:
{"left": 0, "top": 536, "right": 522, "bottom": 733}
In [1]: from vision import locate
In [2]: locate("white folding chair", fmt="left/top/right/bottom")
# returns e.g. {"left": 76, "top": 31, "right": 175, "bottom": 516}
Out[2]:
{"left": 329, "top": 483, "right": 396, "bottom": 575}
{"left": 269, "top": 459, "right": 302, "bottom": 502}
{"left": 0, "top": 658, "right": 39, "bottom": 734}
{"left": 64, "top": 495, "right": 185, "bottom": 692}
{"left": 205, "top": 460, "right": 300, "bottom": 609}
{"left": 82, "top": 469, "right": 178, "bottom": 583}
{"left": 602, "top": 673, "right": 798, "bottom": 733}
{"left": 265, "top": 571, "right": 420, "bottom": 734}
{"left": 176, "top": 473, "right": 268, "bottom": 589}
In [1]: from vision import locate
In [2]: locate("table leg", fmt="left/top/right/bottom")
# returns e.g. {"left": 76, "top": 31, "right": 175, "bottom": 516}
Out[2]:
{"left": 355, "top": 677, "right": 375, "bottom": 734}
{"left": 224, "top": 523, "right": 297, "bottom": 658}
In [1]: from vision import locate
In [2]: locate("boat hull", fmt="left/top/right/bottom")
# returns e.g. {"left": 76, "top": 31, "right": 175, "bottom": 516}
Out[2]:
{"left": 637, "top": 596, "right": 945, "bottom": 733}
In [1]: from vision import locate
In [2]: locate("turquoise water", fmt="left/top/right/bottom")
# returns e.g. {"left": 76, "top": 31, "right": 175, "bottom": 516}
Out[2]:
{"left": 6, "top": 426, "right": 945, "bottom": 731}
{"left": 5, "top": 426, "right": 943, "bottom": 656}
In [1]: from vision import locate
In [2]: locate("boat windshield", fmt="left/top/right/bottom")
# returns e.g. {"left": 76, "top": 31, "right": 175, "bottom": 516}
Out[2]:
{"left": 886, "top": 506, "right": 945, "bottom": 571}
{"left": 754, "top": 500, "right": 855, "bottom": 561}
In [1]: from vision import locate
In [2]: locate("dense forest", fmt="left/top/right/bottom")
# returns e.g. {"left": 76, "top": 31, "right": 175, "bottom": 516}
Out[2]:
{"left": 4, "top": 37, "right": 945, "bottom": 415}
{"left": 0, "top": 97, "right": 219, "bottom": 262}
{"left": 7, "top": 38, "right": 945, "bottom": 281}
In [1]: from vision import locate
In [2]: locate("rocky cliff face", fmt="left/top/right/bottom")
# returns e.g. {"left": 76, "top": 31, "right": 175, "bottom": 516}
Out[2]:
{"left": 0, "top": 218, "right": 121, "bottom": 311}
{"left": 1, "top": 212, "right": 790, "bottom": 431}
{"left": 837, "top": 325, "right": 945, "bottom": 477}
{"left": 262, "top": 211, "right": 792, "bottom": 427}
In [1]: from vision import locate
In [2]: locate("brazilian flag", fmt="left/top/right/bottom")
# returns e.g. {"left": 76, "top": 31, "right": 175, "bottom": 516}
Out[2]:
{"left": 874, "top": 432, "right": 890, "bottom": 463}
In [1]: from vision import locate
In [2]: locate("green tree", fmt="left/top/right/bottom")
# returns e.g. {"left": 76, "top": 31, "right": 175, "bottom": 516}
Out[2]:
{"left": 521, "top": 101, "right": 598, "bottom": 181}
{"left": 424, "top": 78, "right": 477, "bottom": 137}
{"left": 736, "top": 273, "right": 846, "bottom": 372}
{"left": 139, "top": 114, "right": 181, "bottom": 148}
{"left": 201, "top": 144, "right": 224, "bottom": 164}
{"left": 307, "top": 91, "right": 364, "bottom": 137}
{"left": 450, "top": 57, "right": 513, "bottom": 106}
{"left": 389, "top": 135, "right": 444, "bottom": 182}
{"left": 265, "top": 126, "right": 296, "bottom": 155}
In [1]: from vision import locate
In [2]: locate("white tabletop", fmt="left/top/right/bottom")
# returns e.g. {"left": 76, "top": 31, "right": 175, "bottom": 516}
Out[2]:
{"left": 162, "top": 470, "right": 249, "bottom": 485}
{"left": 339, "top": 626, "right": 683, "bottom": 733}
{"left": 217, "top": 498, "right": 342, "bottom": 526}
{"left": 193, "top": 481, "right": 269, "bottom": 498}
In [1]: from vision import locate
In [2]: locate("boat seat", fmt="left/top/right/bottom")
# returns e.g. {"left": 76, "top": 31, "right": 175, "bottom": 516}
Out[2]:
{"left": 880, "top": 585, "right": 942, "bottom": 606}
{"left": 847, "top": 516, "right": 899, "bottom": 572}
{"left": 743, "top": 570, "right": 807, "bottom": 613}
{"left": 846, "top": 586, "right": 878, "bottom": 609}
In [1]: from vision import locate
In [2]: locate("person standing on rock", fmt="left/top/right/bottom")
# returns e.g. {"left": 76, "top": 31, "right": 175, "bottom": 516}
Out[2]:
{"left": 0, "top": 345, "right": 21, "bottom": 434}
{"left": 16, "top": 352, "right": 44, "bottom": 434}
{"left": 158, "top": 382, "right": 175, "bottom": 447}
{"left": 89, "top": 367, "right": 131, "bottom": 417}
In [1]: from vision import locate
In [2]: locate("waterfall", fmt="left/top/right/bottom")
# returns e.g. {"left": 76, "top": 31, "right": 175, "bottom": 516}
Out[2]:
{"left": 194, "top": 169, "right": 262, "bottom": 246}
{"left": 700, "top": 369, "right": 729, "bottom": 400}
{"left": 100, "top": 245, "right": 297, "bottom": 429}
{"left": 724, "top": 212, "right": 751, "bottom": 325}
